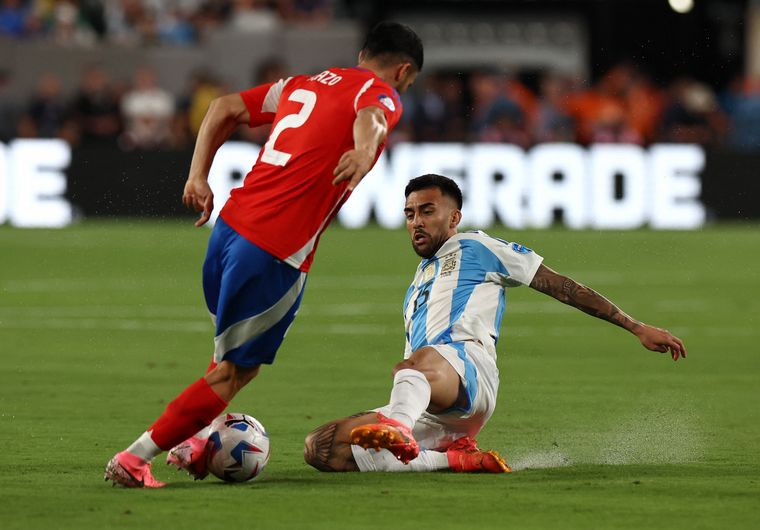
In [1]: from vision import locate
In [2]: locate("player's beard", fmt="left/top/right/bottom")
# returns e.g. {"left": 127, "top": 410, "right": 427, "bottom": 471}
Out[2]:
{"left": 411, "top": 230, "right": 446, "bottom": 259}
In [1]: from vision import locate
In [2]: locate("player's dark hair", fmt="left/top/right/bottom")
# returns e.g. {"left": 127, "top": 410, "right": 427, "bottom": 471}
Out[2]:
{"left": 405, "top": 174, "right": 462, "bottom": 209}
{"left": 361, "top": 22, "right": 424, "bottom": 72}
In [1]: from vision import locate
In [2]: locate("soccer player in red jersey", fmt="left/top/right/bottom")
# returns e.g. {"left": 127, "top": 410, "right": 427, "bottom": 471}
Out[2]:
{"left": 105, "top": 22, "right": 423, "bottom": 488}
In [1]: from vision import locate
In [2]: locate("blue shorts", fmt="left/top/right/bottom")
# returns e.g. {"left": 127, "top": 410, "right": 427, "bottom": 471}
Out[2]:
{"left": 203, "top": 217, "right": 307, "bottom": 367}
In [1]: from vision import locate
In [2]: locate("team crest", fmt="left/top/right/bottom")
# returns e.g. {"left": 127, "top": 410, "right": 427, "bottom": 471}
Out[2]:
{"left": 440, "top": 254, "right": 457, "bottom": 276}
{"left": 378, "top": 94, "right": 396, "bottom": 112}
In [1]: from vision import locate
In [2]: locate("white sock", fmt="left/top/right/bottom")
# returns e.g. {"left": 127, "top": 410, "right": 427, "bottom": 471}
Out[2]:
{"left": 125, "top": 427, "right": 210, "bottom": 463}
{"left": 126, "top": 431, "right": 162, "bottom": 462}
{"left": 351, "top": 446, "right": 449, "bottom": 472}
{"left": 388, "top": 368, "right": 431, "bottom": 429}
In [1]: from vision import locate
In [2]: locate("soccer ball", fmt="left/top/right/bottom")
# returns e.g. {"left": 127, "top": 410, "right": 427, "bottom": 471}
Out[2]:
{"left": 206, "top": 413, "right": 270, "bottom": 482}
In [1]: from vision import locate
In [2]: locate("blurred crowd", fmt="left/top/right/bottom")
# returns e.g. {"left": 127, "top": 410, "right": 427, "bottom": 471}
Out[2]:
{"left": 398, "top": 64, "right": 760, "bottom": 151}
{"left": 0, "top": 57, "right": 289, "bottom": 149}
{"left": 2, "top": 2, "right": 758, "bottom": 151}
{"left": 2, "top": 60, "right": 759, "bottom": 152}
{"left": 0, "top": 0, "right": 334, "bottom": 46}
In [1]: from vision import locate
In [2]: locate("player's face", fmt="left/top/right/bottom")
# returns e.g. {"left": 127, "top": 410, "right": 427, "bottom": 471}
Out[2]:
{"left": 404, "top": 187, "right": 461, "bottom": 258}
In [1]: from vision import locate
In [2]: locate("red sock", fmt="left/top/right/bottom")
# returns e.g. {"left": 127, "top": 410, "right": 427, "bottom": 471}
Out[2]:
{"left": 148, "top": 378, "right": 228, "bottom": 450}
{"left": 206, "top": 358, "right": 217, "bottom": 374}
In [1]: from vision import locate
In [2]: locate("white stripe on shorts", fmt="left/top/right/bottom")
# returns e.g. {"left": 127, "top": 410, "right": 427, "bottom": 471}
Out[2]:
{"left": 213, "top": 272, "right": 307, "bottom": 361}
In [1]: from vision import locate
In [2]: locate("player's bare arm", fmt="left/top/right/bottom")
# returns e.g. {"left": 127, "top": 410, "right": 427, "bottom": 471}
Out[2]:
{"left": 332, "top": 106, "right": 388, "bottom": 190}
{"left": 529, "top": 264, "right": 687, "bottom": 360}
{"left": 183, "top": 93, "right": 251, "bottom": 227}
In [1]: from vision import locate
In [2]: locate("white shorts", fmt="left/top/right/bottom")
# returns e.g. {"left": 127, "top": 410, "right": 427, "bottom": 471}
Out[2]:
{"left": 376, "top": 341, "right": 499, "bottom": 451}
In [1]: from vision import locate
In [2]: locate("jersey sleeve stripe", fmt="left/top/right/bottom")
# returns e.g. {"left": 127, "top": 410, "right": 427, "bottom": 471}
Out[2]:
{"left": 262, "top": 77, "right": 292, "bottom": 114}
{"left": 353, "top": 78, "right": 375, "bottom": 113}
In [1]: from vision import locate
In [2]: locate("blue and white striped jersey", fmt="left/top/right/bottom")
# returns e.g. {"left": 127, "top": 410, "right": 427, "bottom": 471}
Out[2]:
{"left": 403, "top": 231, "right": 543, "bottom": 360}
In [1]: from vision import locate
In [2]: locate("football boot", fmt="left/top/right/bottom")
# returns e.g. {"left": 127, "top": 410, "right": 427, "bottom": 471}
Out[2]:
{"left": 349, "top": 412, "right": 420, "bottom": 464}
{"left": 104, "top": 451, "right": 166, "bottom": 488}
{"left": 446, "top": 436, "right": 511, "bottom": 473}
{"left": 166, "top": 435, "right": 210, "bottom": 480}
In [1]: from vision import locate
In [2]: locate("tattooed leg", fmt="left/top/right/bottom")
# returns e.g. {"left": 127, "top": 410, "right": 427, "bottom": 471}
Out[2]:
{"left": 303, "top": 412, "right": 375, "bottom": 472}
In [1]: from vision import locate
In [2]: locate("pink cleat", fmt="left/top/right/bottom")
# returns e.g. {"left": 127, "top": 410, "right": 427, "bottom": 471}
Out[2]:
{"left": 446, "top": 436, "right": 511, "bottom": 473}
{"left": 349, "top": 412, "right": 420, "bottom": 464}
{"left": 166, "top": 435, "right": 210, "bottom": 480}
{"left": 104, "top": 451, "right": 166, "bottom": 488}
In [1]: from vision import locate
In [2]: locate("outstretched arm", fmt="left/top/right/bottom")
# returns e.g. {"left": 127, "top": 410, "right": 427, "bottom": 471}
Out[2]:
{"left": 182, "top": 93, "right": 251, "bottom": 227}
{"left": 332, "top": 106, "right": 388, "bottom": 191}
{"left": 529, "top": 264, "right": 687, "bottom": 361}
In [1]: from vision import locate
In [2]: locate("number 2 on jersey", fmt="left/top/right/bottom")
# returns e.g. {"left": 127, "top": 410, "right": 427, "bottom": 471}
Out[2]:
{"left": 261, "top": 89, "right": 317, "bottom": 167}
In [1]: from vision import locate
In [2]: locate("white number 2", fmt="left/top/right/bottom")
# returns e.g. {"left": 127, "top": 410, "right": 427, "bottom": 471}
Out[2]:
{"left": 261, "top": 89, "right": 317, "bottom": 167}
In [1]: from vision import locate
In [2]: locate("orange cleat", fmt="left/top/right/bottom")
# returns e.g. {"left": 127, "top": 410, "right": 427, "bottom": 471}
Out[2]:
{"left": 104, "top": 451, "right": 166, "bottom": 488}
{"left": 446, "top": 436, "right": 511, "bottom": 473}
{"left": 349, "top": 412, "right": 420, "bottom": 464}
{"left": 166, "top": 435, "right": 210, "bottom": 480}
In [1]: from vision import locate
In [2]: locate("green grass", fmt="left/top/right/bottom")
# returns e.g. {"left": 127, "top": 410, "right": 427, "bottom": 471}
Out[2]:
{"left": 1, "top": 221, "right": 758, "bottom": 529}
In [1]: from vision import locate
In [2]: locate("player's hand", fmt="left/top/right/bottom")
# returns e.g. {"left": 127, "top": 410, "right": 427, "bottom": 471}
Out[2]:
{"left": 182, "top": 178, "right": 214, "bottom": 227}
{"left": 635, "top": 324, "right": 687, "bottom": 361}
{"left": 332, "top": 149, "right": 374, "bottom": 191}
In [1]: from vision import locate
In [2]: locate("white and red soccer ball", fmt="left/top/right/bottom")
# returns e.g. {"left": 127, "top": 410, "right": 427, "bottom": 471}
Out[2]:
{"left": 206, "top": 413, "right": 270, "bottom": 482}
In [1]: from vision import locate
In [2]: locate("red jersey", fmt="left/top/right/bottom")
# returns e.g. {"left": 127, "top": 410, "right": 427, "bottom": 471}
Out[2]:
{"left": 220, "top": 67, "right": 403, "bottom": 272}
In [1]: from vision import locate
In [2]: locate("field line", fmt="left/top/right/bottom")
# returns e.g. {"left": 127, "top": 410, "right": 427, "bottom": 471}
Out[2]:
{"left": 0, "top": 317, "right": 210, "bottom": 333}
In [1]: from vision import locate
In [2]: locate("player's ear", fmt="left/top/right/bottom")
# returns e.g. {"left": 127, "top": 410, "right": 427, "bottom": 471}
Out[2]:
{"left": 395, "top": 62, "right": 412, "bottom": 82}
{"left": 450, "top": 209, "right": 462, "bottom": 228}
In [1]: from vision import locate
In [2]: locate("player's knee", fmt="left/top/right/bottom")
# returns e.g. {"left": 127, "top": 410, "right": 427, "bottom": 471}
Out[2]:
{"left": 392, "top": 347, "right": 444, "bottom": 383}
{"left": 391, "top": 359, "right": 414, "bottom": 375}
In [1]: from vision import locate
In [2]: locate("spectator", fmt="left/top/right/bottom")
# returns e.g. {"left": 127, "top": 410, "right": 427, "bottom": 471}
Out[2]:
{"left": 252, "top": 55, "right": 288, "bottom": 85}
{"left": 18, "top": 73, "right": 70, "bottom": 138}
{"left": 590, "top": 101, "right": 642, "bottom": 144}
{"left": 723, "top": 76, "right": 760, "bottom": 151}
{"left": 48, "top": 0, "right": 98, "bottom": 46}
{"left": 120, "top": 66, "right": 175, "bottom": 150}
{"left": 533, "top": 73, "right": 576, "bottom": 143}
{"left": 278, "top": 0, "right": 333, "bottom": 25}
{"left": 505, "top": 74, "right": 539, "bottom": 135}
{"left": 71, "top": 64, "right": 122, "bottom": 145}
{"left": 102, "top": 0, "right": 141, "bottom": 45}
{"left": 621, "top": 65, "right": 664, "bottom": 143}
{"left": 562, "top": 72, "right": 625, "bottom": 144}
{"left": 0, "top": 69, "right": 22, "bottom": 141}
{"left": 103, "top": 0, "right": 166, "bottom": 45}
{"left": 0, "top": 0, "right": 28, "bottom": 38}
{"left": 410, "top": 72, "right": 467, "bottom": 142}
{"left": 469, "top": 70, "right": 528, "bottom": 146}
{"left": 156, "top": 5, "right": 196, "bottom": 45}
{"left": 660, "top": 78, "right": 728, "bottom": 145}
{"left": 189, "top": 0, "right": 231, "bottom": 39}
{"left": 228, "top": 0, "right": 278, "bottom": 32}
{"left": 183, "top": 69, "right": 225, "bottom": 136}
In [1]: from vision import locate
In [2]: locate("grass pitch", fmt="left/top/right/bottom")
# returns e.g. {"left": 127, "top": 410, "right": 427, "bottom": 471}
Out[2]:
{"left": 1, "top": 221, "right": 758, "bottom": 529}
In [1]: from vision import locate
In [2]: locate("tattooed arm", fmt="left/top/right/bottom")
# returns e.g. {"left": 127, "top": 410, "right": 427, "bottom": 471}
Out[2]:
{"left": 529, "top": 264, "right": 687, "bottom": 361}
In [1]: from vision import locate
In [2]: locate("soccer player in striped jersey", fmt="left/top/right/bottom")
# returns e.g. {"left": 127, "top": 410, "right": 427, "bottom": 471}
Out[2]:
{"left": 105, "top": 22, "right": 423, "bottom": 488}
{"left": 304, "top": 174, "right": 687, "bottom": 473}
